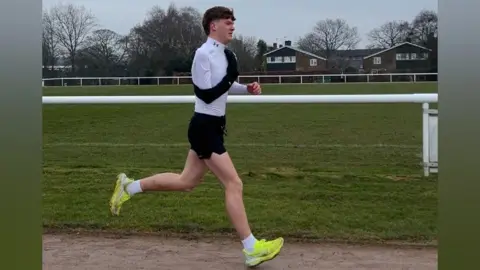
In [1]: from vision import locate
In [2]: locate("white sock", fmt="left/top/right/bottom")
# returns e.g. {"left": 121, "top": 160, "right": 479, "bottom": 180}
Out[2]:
{"left": 241, "top": 234, "right": 257, "bottom": 251}
{"left": 126, "top": 180, "right": 143, "bottom": 195}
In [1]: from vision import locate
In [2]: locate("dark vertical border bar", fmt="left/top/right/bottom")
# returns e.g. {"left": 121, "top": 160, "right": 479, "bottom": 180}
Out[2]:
{"left": 438, "top": 0, "right": 480, "bottom": 269}
{"left": 0, "top": 0, "right": 42, "bottom": 269}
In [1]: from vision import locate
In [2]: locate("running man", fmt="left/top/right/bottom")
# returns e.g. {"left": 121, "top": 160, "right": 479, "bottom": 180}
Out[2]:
{"left": 109, "top": 6, "right": 284, "bottom": 268}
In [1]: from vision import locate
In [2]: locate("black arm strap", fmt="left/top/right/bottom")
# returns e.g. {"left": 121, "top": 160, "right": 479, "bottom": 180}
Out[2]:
{"left": 193, "top": 74, "right": 234, "bottom": 104}
{"left": 192, "top": 48, "right": 239, "bottom": 104}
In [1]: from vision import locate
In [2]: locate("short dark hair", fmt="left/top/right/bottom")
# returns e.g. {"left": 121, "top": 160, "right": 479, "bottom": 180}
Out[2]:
{"left": 202, "top": 6, "right": 236, "bottom": 35}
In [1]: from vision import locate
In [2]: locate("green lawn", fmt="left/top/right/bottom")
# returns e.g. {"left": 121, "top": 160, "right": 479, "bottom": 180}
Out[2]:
{"left": 42, "top": 83, "right": 438, "bottom": 244}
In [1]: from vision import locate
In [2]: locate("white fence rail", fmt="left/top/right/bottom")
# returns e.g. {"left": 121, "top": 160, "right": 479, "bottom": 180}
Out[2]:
{"left": 42, "top": 93, "right": 438, "bottom": 177}
{"left": 42, "top": 72, "right": 438, "bottom": 87}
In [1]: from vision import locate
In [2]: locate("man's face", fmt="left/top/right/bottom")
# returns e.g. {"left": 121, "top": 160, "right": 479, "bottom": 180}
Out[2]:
{"left": 212, "top": 18, "right": 235, "bottom": 43}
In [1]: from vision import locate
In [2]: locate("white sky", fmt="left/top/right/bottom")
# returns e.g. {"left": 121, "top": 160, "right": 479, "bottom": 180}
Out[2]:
{"left": 42, "top": 0, "right": 438, "bottom": 48}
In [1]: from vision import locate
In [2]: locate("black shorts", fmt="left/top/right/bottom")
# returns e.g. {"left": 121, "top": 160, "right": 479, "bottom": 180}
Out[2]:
{"left": 187, "top": 112, "right": 227, "bottom": 159}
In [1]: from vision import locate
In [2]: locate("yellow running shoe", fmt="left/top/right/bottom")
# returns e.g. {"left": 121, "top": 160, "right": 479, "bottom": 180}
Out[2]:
{"left": 109, "top": 173, "right": 134, "bottom": 216}
{"left": 243, "top": 237, "right": 284, "bottom": 267}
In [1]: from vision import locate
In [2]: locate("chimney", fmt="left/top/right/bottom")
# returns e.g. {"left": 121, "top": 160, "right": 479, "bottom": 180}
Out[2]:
{"left": 273, "top": 42, "right": 277, "bottom": 49}
{"left": 285, "top": 40, "right": 292, "bottom": 46}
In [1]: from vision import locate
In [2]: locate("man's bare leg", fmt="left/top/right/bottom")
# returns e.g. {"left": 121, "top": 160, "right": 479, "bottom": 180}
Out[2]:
{"left": 203, "top": 151, "right": 284, "bottom": 267}
{"left": 109, "top": 150, "right": 207, "bottom": 215}
{"left": 129, "top": 150, "right": 208, "bottom": 193}
{"left": 203, "top": 152, "right": 252, "bottom": 239}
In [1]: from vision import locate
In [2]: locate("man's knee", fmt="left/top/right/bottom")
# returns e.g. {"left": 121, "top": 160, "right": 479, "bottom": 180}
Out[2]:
{"left": 217, "top": 170, "right": 243, "bottom": 192}
{"left": 179, "top": 168, "right": 205, "bottom": 192}
{"left": 182, "top": 177, "right": 203, "bottom": 192}
{"left": 177, "top": 175, "right": 203, "bottom": 192}
{"left": 225, "top": 177, "right": 243, "bottom": 192}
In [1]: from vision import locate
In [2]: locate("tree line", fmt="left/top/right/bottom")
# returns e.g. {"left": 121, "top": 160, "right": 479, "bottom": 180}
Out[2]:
{"left": 42, "top": 3, "right": 437, "bottom": 78}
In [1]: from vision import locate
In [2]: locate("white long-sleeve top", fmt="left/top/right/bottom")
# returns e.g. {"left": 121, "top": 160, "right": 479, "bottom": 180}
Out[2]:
{"left": 191, "top": 37, "right": 248, "bottom": 116}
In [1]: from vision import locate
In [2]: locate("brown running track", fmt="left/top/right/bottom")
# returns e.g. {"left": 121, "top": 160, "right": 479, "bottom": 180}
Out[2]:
{"left": 43, "top": 233, "right": 437, "bottom": 270}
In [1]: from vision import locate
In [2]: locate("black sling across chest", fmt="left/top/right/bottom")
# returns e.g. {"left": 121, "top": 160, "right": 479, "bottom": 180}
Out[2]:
{"left": 192, "top": 48, "right": 239, "bottom": 104}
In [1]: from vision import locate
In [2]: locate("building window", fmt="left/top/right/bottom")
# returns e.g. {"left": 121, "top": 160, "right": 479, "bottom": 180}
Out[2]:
{"left": 373, "top": 57, "right": 381, "bottom": 64}
{"left": 396, "top": 52, "right": 430, "bottom": 61}
{"left": 309, "top": 58, "right": 317, "bottom": 66}
{"left": 396, "top": 53, "right": 409, "bottom": 60}
{"left": 268, "top": 56, "right": 297, "bottom": 63}
{"left": 283, "top": 56, "right": 296, "bottom": 63}
{"left": 266, "top": 56, "right": 276, "bottom": 63}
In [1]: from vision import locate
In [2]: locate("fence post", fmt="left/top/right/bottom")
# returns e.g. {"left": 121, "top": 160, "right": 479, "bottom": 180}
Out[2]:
{"left": 422, "top": 103, "right": 430, "bottom": 177}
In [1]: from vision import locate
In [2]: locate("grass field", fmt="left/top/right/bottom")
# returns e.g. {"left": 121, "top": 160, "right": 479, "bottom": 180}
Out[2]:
{"left": 43, "top": 83, "right": 438, "bottom": 244}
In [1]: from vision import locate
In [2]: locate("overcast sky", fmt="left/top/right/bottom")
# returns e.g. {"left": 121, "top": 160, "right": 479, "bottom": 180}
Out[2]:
{"left": 42, "top": 0, "right": 437, "bottom": 48}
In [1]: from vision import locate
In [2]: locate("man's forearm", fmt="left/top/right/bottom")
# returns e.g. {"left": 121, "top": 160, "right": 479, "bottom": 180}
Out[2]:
{"left": 228, "top": 82, "right": 248, "bottom": 94}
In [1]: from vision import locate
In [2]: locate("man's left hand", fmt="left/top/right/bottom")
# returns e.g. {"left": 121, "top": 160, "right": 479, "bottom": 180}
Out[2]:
{"left": 247, "top": 82, "right": 262, "bottom": 95}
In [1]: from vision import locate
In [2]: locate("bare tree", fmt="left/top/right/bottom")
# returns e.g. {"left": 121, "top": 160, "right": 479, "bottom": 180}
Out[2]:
{"left": 84, "top": 29, "right": 127, "bottom": 62}
{"left": 77, "top": 29, "right": 128, "bottom": 76}
{"left": 296, "top": 33, "right": 323, "bottom": 55}
{"left": 49, "top": 3, "right": 97, "bottom": 74}
{"left": 367, "top": 20, "right": 411, "bottom": 48}
{"left": 122, "top": 26, "right": 153, "bottom": 76}
{"left": 296, "top": 18, "right": 360, "bottom": 67}
{"left": 42, "top": 11, "right": 60, "bottom": 70}
{"left": 125, "top": 3, "right": 205, "bottom": 75}
{"left": 410, "top": 10, "right": 437, "bottom": 46}
{"left": 228, "top": 35, "right": 257, "bottom": 72}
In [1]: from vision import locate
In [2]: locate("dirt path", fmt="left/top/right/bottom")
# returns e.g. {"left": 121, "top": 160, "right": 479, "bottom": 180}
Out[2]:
{"left": 43, "top": 233, "right": 437, "bottom": 270}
